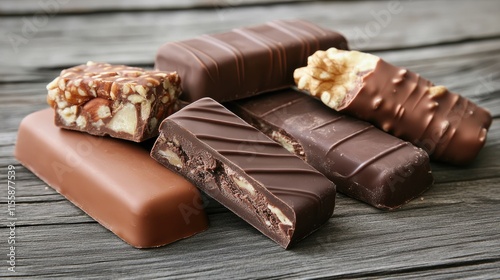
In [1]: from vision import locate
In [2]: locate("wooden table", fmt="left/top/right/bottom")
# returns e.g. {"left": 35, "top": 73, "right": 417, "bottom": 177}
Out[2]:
{"left": 1, "top": 0, "right": 499, "bottom": 278}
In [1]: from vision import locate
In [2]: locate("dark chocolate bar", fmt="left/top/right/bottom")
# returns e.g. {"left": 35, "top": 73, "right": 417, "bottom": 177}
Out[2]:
{"left": 46, "top": 61, "right": 181, "bottom": 142}
{"left": 151, "top": 98, "right": 336, "bottom": 248}
{"left": 155, "top": 19, "right": 348, "bottom": 103}
{"left": 295, "top": 48, "right": 493, "bottom": 165}
{"left": 15, "top": 109, "right": 208, "bottom": 248}
{"left": 229, "top": 89, "right": 434, "bottom": 209}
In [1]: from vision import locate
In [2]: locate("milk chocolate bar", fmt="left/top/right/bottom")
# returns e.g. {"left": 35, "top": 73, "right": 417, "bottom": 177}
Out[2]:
{"left": 229, "top": 89, "right": 434, "bottom": 209}
{"left": 15, "top": 109, "right": 208, "bottom": 248}
{"left": 294, "top": 48, "right": 493, "bottom": 165}
{"left": 151, "top": 98, "right": 336, "bottom": 248}
{"left": 155, "top": 20, "right": 348, "bottom": 103}
{"left": 46, "top": 61, "right": 181, "bottom": 142}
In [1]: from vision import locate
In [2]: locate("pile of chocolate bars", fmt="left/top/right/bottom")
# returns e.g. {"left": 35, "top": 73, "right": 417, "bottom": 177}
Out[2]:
{"left": 15, "top": 20, "right": 492, "bottom": 249}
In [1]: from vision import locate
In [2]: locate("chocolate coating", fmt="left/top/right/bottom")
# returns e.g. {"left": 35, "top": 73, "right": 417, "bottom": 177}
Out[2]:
{"left": 151, "top": 98, "right": 336, "bottom": 248}
{"left": 155, "top": 20, "right": 348, "bottom": 102}
{"left": 229, "top": 89, "right": 434, "bottom": 209}
{"left": 342, "top": 60, "right": 492, "bottom": 165}
{"left": 15, "top": 109, "right": 208, "bottom": 248}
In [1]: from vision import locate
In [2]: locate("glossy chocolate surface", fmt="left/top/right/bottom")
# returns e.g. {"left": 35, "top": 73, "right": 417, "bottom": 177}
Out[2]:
{"left": 151, "top": 98, "right": 336, "bottom": 248}
{"left": 342, "top": 60, "right": 492, "bottom": 165}
{"left": 230, "top": 89, "right": 434, "bottom": 209}
{"left": 15, "top": 109, "right": 208, "bottom": 248}
{"left": 155, "top": 20, "right": 348, "bottom": 102}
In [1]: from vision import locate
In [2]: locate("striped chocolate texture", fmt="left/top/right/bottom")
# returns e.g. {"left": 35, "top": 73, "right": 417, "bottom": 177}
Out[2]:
{"left": 155, "top": 19, "right": 348, "bottom": 102}
{"left": 151, "top": 98, "right": 336, "bottom": 248}
{"left": 230, "top": 89, "right": 434, "bottom": 209}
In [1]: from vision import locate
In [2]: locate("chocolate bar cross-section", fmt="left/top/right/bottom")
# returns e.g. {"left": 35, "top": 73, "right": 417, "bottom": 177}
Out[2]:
{"left": 151, "top": 98, "right": 336, "bottom": 248}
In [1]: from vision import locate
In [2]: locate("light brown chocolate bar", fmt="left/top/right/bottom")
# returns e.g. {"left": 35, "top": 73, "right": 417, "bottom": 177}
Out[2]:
{"left": 47, "top": 61, "right": 181, "bottom": 142}
{"left": 294, "top": 48, "right": 492, "bottom": 165}
{"left": 15, "top": 109, "right": 208, "bottom": 248}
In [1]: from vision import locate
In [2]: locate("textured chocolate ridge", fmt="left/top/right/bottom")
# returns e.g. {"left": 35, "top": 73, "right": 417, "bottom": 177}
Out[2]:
{"left": 341, "top": 60, "right": 492, "bottom": 164}
{"left": 229, "top": 90, "right": 434, "bottom": 209}
{"left": 151, "top": 98, "right": 336, "bottom": 248}
{"left": 155, "top": 19, "right": 348, "bottom": 102}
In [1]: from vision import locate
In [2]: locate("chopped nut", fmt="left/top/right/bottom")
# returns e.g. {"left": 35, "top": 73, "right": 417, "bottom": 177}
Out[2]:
{"left": 141, "top": 100, "right": 151, "bottom": 121}
{"left": 231, "top": 175, "right": 256, "bottom": 197}
{"left": 58, "top": 106, "right": 78, "bottom": 125}
{"left": 429, "top": 85, "right": 448, "bottom": 98}
{"left": 46, "top": 77, "right": 59, "bottom": 90}
{"left": 76, "top": 115, "right": 87, "bottom": 128}
{"left": 158, "top": 148, "right": 183, "bottom": 168}
{"left": 135, "top": 85, "right": 148, "bottom": 97}
{"left": 267, "top": 204, "right": 292, "bottom": 226}
{"left": 83, "top": 98, "right": 112, "bottom": 121}
{"left": 127, "top": 94, "right": 145, "bottom": 104}
{"left": 294, "top": 48, "right": 378, "bottom": 110}
{"left": 106, "top": 103, "right": 137, "bottom": 135}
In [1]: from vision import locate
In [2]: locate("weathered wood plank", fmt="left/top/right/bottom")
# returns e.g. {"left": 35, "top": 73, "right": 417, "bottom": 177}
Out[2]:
{"left": 0, "top": 0, "right": 309, "bottom": 14}
{"left": 1, "top": 0, "right": 500, "bottom": 73}
{"left": 2, "top": 178, "right": 498, "bottom": 278}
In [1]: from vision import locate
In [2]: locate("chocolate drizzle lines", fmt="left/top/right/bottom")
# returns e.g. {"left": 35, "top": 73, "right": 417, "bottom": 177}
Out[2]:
{"left": 340, "top": 142, "right": 409, "bottom": 179}
{"left": 233, "top": 28, "right": 282, "bottom": 82}
{"left": 173, "top": 42, "right": 218, "bottom": 84}
{"left": 199, "top": 35, "right": 245, "bottom": 86}
{"left": 217, "top": 150, "right": 296, "bottom": 157}
{"left": 196, "top": 134, "right": 279, "bottom": 146}
{"left": 325, "top": 125, "right": 375, "bottom": 156}
{"left": 310, "top": 115, "right": 345, "bottom": 131}
{"left": 259, "top": 97, "right": 303, "bottom": 117}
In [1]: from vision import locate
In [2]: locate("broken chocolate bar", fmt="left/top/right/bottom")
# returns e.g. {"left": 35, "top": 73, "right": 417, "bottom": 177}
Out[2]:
{"left": 229, "top": 89, "right": 434, "bottom": 209}
{"left": 15, "top": 109, "right": 208, "bottom": 248}
{"left": 294, "top": 48, "right": 493, "bottom": 165}
{"left": 46, "top": 61, "right": 181, "bottom": 142}
{"left": 155, "top": 19, "right": 348, "bottom": 103}
{"left": 151, "top": 98, "right": 336, "bottom": 248}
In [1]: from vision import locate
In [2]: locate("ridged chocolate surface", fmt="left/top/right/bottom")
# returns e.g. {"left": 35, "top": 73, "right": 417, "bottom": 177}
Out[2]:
{"left": 15, "top": 109, "right": 208, "bottom": 248}
{"left": 230, "top": 89, "right": 434, "bottom": 209}
{"left": 151, "top": 98, "right": 336, "bottom": 248}
{"left": 342, "top": 60, "right": 492, "bottom": 165}
{"left": 155, "top": 19, "right": 348, "bottom": 102}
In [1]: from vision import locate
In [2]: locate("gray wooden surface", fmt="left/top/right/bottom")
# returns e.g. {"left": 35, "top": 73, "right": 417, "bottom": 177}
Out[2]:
{"left": 1, "top": 0, "right": 499, "bottom": 278}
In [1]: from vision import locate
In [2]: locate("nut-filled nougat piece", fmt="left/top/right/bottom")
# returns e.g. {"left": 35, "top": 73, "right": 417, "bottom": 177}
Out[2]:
{"left": 294, "top": 48, "right": 492, "bottom": 165}
{"left": 151, "top": 98, "right": 336, "bottom": 249}
{"left": 46, "top": 61, "right": 181, "bottom": 142}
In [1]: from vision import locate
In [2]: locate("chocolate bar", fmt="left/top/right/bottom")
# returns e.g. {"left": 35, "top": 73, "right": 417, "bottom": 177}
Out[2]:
{"left": 294, "top": 48, "right": 493, "bottom": 165}
{"left": 15, "top": 109, "right": 208, "bottom": 248}
{"left": 229, "top": 89, "right": 434, "bottom": 209}
{"left": 155, "top": 20, "right": 348, "bottom": 103}
{"left": 46, "top": 61, "right": 181, "bottom": 142}
{"left": 151, "top": 98, "right": 336, "bottom": 248}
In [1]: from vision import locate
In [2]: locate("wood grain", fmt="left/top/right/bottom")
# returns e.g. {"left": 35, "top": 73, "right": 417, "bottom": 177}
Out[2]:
{"left": 0, "top": 0, "right": 499, "bottom": 278}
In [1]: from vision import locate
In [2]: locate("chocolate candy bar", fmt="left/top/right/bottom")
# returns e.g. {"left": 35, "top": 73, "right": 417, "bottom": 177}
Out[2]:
{"left": 151, "top": 98, "right": 336, "bottom": 248}
{"left": 294, "top": 48, "right": 493, "bottom": 165}
{"left": 229, "top": 89, "right": 434, "bottom": 209}
{"left": 46, "top": 61, "right": 181, "bottom": 142}
{"left": 15, "top": 109, "right": 208, "bottom": 248}
{"left": 155, "top": 20, "right": 348, "bottom": 103}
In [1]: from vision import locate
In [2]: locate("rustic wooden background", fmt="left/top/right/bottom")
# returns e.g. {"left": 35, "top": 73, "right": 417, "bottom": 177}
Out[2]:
{"left": 1, "top": 0, "right": 499, "bottom": 278}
